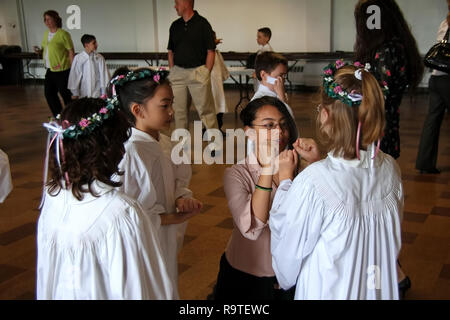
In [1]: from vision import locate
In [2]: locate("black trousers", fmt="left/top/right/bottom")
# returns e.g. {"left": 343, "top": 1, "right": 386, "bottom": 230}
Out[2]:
{"left": 214, "top": 253, "right": 295, "bottom": 300}
{"left": 416, "top": 75, "right": 450, "bottom": 170}
{"left": 44, "top": 68, "right": 72, "bottom": 117}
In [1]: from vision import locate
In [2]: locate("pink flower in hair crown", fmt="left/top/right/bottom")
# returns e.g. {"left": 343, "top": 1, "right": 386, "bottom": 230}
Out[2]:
{"left": 354, "top": 61, "right": 363, "bottom": 68}
{"left": 335, "top": 60, "right": 345, "bottom": 69}
{"left": 153, "top": 74, "right": 161, "bottom": 83}
{"left": 79, "top": 118, "right": 90, "bottom": 129}
{"left": 324, "top": 69, "right": 333, "bottom": 75}
{"left": 385, "top": 70, "right": 391, "bottom": 77}
{"left": 99, "top": 107, "right": 108, "bottom": 114}
{"left": 334, "top": 86, "right": 343, "bottom": 94}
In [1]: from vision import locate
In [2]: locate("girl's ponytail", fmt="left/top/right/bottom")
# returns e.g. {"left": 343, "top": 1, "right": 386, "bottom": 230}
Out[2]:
{"left": 358, "top": 70, "right": 385, "bottom": 148}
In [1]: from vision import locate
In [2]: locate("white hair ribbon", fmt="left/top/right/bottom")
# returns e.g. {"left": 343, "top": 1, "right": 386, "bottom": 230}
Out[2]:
{"left": 39, "top": 121, "right": 70, "bottom": 209}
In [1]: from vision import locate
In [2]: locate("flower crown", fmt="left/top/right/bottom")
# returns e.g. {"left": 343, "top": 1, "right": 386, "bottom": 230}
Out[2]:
{"left": 110, "top": 67, "right": 170, "bottom": 88}
{"left": 323, "top": 59, "right": 389, "bottom": 107}
{"left": 44, "top": 96, "right": 120, "bottom": 140}
{"left": 44, "top": 67, "right": 170, "bottom": 140}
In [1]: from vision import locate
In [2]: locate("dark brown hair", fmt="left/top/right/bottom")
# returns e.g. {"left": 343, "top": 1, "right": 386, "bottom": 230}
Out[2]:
{"left": 81, "top": 34, "right": 96, "bottom": 47}
{"left": 47, "top": 98, "right": 131, "bottom": 201}
{"left": 317, "top": 65, "right": 385, "bottom": 159}
{"left": 113, "top": 68, "right": 170, "bottom": 125}
{"left": 241, "top": 96, "right": 298, "bottom": 148}
{"left": 43, "top": 10, "right": 62, "bottom": 29}
{"left": 258, "top": 27, "right": 272, "bottom": 40}
{"left": 354, "top": 0, "right": 423, "bottom": 90}
{"left": 255, "top": 51, "right": 288, "bottom": 81}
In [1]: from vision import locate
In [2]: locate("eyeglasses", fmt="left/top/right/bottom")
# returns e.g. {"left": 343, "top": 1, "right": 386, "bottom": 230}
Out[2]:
{"left": 251, "top": 122, "right": 289, "bottom": 131}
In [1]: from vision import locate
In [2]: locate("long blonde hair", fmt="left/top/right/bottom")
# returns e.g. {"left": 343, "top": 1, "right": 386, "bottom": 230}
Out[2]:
{"left": 317, "top": 65, "right": 385, "bottom": 159}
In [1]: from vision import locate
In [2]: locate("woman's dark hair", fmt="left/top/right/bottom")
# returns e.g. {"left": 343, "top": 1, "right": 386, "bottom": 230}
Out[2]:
{"left": 113, "top": 67, "right": 170, "bottom": 125}
{"left": 240, "top": 96, "right": 298, "bottom": 148}
{"left": 255, "top": 51, "right": 288, "bottom": 81}
{"left": 47, "top": 98, "right": 131, "bottom": 201}
{"left": 354, "top": 0, "right": 423, "bottom": 89}
{"left": 43, "top": 10, "right": 62, "bottom": 28}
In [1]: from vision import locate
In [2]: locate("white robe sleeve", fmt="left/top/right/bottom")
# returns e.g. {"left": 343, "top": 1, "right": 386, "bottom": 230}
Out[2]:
{"left": 107, "top": 204, "right": 173, "bottom": 299}
{"left": 119, "top": 153, "right": 166, "bottom": 230}
{"left": 173, "top": 162, "right": 193, "bottom": 200}
{"left": 0, "top": 149, "right": 12, "bottom": 203}
{"left": 269, "top": 178, "right": 325, "bottom": 290}
{"left": 68, "top": 55, "right": 82, "bottom": 96}
{"left": 98, "top": 54, "right": 110, "bottom": 96}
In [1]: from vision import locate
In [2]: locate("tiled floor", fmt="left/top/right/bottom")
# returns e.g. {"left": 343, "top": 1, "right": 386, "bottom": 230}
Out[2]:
{"left": 0, "top": 84, "right": 449, "bottom": 300}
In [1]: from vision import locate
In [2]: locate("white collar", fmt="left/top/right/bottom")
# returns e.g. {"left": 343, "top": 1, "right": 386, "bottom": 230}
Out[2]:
{"left": 327, "top": 144, "right": 382, "bottom": 169}
{"left": 257, "top": 84, "right": 277, "bottom": 97}
{"left": 129, "top": 127, "right": 159, "bottom": 143}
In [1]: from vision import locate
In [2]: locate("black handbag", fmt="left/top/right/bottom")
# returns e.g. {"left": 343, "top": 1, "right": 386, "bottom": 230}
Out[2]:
{"left": 424, "top": 28, "right": 450, "bottom": 73}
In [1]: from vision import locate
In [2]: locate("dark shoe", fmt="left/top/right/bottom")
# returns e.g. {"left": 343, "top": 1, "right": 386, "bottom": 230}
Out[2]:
{"left": 398, "top": 276, "right": 411, "bottom": 300}
{"left": 419, "top": 168, "right": 440, "bottom": 174}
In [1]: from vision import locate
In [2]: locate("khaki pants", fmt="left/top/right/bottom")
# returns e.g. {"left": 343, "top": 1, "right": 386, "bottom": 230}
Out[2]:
{"left": 169, "top": 65, "right": 219, "bottom": 130}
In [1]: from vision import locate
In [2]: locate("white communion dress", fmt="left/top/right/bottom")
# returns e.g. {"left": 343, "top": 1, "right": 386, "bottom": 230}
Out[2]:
{"left": 270, "top": 148, "right": 404, "bottom": 300}
{"left": 37, "top": 181, "right": 173, "bottom": 300}
{"left": 119, "top": 128, "right": 193, "bottom": 299}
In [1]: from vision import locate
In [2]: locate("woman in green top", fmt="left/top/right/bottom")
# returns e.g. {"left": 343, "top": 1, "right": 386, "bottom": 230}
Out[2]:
{"left": 34, "top": 10, "right": 75, "bottom": 117}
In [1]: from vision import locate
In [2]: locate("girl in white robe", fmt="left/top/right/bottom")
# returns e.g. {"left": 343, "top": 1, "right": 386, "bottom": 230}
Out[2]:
{"left": 112, "top": 68, "right": 203, "bottom": 299}
{"left": 68, "top": 35, "right": 110, "bottom": 98}
{"left": 270, "top": 63, "right": 404, "bottom": 300}
{"left": 37, "top": 97, "right": 173, "bottom": 300}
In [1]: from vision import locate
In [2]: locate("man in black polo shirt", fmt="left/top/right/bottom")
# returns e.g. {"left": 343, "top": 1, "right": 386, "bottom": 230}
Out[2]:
{"left": 168, "top": 0, "right": 219, "bottom": 131}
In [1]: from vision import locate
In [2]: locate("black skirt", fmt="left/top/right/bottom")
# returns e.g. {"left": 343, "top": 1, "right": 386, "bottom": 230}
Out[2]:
{"left": 213, "top": 253, "right": 295, "bottom": 300}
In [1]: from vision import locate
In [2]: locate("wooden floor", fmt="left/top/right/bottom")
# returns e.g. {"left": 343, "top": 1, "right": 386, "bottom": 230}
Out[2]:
{"left": 0, "top": 84, "right": 449, "bottom": 300}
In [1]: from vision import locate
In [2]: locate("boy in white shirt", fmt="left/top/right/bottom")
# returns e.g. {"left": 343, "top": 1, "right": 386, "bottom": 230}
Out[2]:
{"left": 251, "top": 51, "right": 293, "bottom": 116}
{"left": 68, "top": 34, "right": 110, "bottom": 99}
{"left": 252, "top": 27, "right": 274, "bottom": 92}
{"left": 257, "top": 27, "right": 273, "bottom": 54}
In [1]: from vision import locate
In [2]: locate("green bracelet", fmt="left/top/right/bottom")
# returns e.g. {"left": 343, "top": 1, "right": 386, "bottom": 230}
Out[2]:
{"left": 255, "top": 184, "right": 273, "bottom": 192}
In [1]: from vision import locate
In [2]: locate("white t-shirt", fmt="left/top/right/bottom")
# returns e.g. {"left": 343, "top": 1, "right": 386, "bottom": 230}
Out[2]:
{"left": 45, "top": 32, "right": 56, "bottom": 69}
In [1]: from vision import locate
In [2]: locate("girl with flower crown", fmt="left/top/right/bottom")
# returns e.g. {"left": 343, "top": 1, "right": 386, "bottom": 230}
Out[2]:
{"left": 37, "top": 98, "right": 173, "bottom": 299}
{"left": 111, "top": 68, "right": 203, "bottom": 299}
{"left": 269, "top": 62, "right": 404, "bottom": 299}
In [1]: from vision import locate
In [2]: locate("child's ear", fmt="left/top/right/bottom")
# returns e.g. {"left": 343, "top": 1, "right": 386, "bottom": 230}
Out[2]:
{"left": 130, "top": 103, "right": 143, "bottom": 119}
{"left": 260, "top": 70, "right": 267, "bottom": 81}
{"left": 320, "top": 106, "right": 329, "bottom": 124}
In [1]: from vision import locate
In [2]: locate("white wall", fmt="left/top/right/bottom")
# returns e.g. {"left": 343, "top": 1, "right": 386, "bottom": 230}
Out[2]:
{"left": 0, "top": 0, "right": 22, "bottom": 46}
{"left": 16, "top": 0, "right": 331, "bottom": 53}
{"left": 157, "top": 0, "right": 330, "bottom": 53}
{"left": 1, "top": 0, "right": 446, "bottom": 86}
{"left": 12, "top": 0, "right": 446, "bottom": 53}
{"left": 20, "top": 0, "right": 156, "bottom": 52}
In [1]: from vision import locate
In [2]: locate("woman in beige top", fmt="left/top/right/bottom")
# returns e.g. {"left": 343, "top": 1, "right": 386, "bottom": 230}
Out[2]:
{"left": 214, "top": 96, "right": 299, "bottom": 300}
